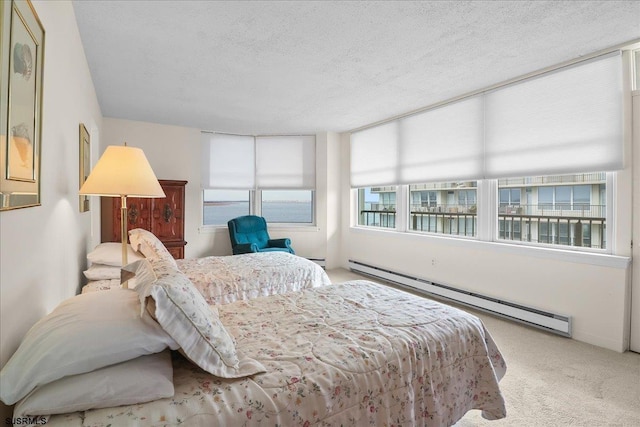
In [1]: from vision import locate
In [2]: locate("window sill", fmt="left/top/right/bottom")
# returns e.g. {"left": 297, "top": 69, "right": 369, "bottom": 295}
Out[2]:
{"left": 349, "top": 226, "right": 630, "bottom": 269}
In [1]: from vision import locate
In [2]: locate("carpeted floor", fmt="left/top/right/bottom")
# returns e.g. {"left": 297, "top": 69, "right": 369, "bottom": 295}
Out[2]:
{"left": 326, "top": 268, "right": 640, "bottom": 427}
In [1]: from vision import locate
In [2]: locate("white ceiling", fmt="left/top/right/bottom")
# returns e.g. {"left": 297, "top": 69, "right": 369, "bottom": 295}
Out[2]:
{"left": 72, "top": 1, "right": 640, "bottom": 135}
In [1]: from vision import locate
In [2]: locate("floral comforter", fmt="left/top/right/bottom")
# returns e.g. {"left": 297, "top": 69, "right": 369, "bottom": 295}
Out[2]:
{"left": 83, "top": 252, "right": 331, "bottom": 305}
{"left": 52, "top": 280, "right": 506, "bottom": 426}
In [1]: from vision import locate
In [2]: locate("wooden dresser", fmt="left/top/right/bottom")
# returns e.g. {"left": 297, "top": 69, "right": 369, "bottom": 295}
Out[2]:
{"left": 101, "top": 179, "right": 187, "bottom": 259}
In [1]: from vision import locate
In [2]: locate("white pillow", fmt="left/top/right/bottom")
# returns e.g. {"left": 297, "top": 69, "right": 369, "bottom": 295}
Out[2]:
{"left": 14, "top": 350, "right": 174, "bottom": 417}
{"left": 0, "top": 290, "right": 178, "bottom": 405}
{"left": 83, "top": 263, "right": 121, "bottom": 280}
{"left": 87, "top": 242, "right": 145, "bottom": 267}
{"left": 131, "top": 259, "right": 265, "bottom": 378}
{"left": 128, "top": 228, "right": 177, "bottom": 268}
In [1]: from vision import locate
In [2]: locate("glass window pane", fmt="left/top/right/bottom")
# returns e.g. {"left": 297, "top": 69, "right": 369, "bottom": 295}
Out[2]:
{"left": 539, "top": 187, "right": 553, "bottom": 209}
{"left": 261, "top": 190, "right": 313, "bottom": 223}
{"left": 497, "top": 173, "right": 606, "bottom": 250}
{"left": 358, "top": 187, "right": 396, "bottom": 228}
{"left": 556, "top": 186, "right": 571, "bottom": 209}
{"left": 408, "top": 182, "right": 477, "bottom": 236}
{"left": 203, "top": 190, "right": 249, "bottom": 226}
{"left": 572, "top": 185, "right": 590, "bottom": 211}
{"left": 573, "top": 185, "right": 590, "bottom": 203}
{"left": 510, "top": 188, "right": 521, "bottom": 204}
{"left": 502, "top": 190, "right": 508, "bottom": 205}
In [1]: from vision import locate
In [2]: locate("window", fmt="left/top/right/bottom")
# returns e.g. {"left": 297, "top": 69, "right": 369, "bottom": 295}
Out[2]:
{"left": 203, "top": 190, "right": 250, "bottom": 226}
{"left": 202, "top": 190, "right": 315, "bottom": 226}
{"left": 201, "top": 133, "right": 316, "bottom": 226}
{"left": 534, "top": 184, "right": 595, "bottom": 212}
{"left": 353, "top": 173, "right": 608, "bottom": 251}
{"left": 572, "top": 185, "right": 590, "bottom": 211}
{"left": 357, "top": 187, "right": 396, "bottom": 228}
{"left": 497, "top": 173, "right": 606, "bottom": 249}
{"left": 350, "top": 52, "right": 624, "bottom": 254}
{"left": 262, "top": 190, "right": 313, "bottom": 224}
{"left": 538, "top": 187, "right": 554, "bottom": 210}
{"left": 408, "top": 182, "right": 477, "bottom": 236}
{"left": 499, "top": 188, "right": 521, "bottom": 207}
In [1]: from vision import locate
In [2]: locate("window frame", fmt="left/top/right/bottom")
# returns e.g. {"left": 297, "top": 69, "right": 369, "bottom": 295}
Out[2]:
{"left": 259, "top": 189, "right": 316, "bottom": 225}
{"left": 405, "top": 181, "right": 478, "bottom": 239}
{"left": 202, "top": 189, "right": 316, "bottom": 228}
{"left": 493, "top": 173, "right": 610, "bottom": 252}
{"left": 354, "top": 186, "right": 399, "bottom": 230}
{"left": 201, "top": 132, "right": 317, "bottom": 229}
{"left": 352, "top": 172, "right": 614, "bottom": 255}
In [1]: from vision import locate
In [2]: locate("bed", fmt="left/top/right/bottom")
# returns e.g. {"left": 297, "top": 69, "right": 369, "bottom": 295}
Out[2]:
{"left": 3, "top": 271, "right": 506, "bottom": 426}
{"left": 84, "top": 251, "right": 331, "bottom": 304}
{"left": 82, "top": 228, "right": 331, "bottom": 304}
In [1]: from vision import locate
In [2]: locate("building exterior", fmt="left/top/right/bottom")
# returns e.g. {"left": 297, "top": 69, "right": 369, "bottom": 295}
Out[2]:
{"left": 359, "top": 172, "right": 606, "bottom": 249}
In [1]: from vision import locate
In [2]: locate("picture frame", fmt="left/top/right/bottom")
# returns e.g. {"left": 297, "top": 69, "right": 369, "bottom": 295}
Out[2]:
{"left": 79, "top": 123, "right": 90, "bottom": 212}
{"left": 0, "top": 0, "right": 44, "bottom": 211}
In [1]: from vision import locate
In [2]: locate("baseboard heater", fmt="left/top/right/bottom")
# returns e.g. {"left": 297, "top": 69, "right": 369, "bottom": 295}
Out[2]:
{"left": 348, "top": 260, "right": 571, "bottom": 337}
{"left": 308, "top": 258, "right": 326, "bottom": 269}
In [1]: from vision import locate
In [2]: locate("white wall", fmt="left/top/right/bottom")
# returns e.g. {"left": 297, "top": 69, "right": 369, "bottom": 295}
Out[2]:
{"left": 631, "top": 91, "right": 640, "bottom": 352}
{"left": 102, "top": 118, "right": 340, "bottom": 263}
{"left": 0, "top": 0, "right": 102, "bottom": 418}
{"left": 325, "top": 131, "right": 343, "bottom": 269}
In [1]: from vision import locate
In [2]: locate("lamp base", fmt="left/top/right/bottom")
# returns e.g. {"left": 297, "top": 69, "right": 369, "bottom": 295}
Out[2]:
{"left": 121, "top": 195, "right": 129, "bottom": 289}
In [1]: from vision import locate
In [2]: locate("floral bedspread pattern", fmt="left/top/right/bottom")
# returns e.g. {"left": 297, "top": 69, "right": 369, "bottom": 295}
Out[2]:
{"left": 50, "top": 280, "right": 506, "bottom": 427}
{"left": 82, "top": 253, "right": 331, "bottom": 305}
{"left": 176, "top": 252, "right": 331, "bottom": 305}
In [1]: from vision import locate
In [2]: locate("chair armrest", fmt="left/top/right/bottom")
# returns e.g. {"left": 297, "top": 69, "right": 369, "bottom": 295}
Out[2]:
{"left": 268, "top": 238, "right": 291, "bottom": 249}
{"left": 233, "top": 243, "right": 259, "bottom": 254}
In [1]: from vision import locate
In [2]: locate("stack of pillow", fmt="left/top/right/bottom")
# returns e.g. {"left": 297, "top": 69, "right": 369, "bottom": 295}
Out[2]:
{"left": 0, "top": 229, "right": 265, "bottom": 420}
{"left": 83, "top": 242, "right": 145, "bottom": 283}
{"left": 82, "top": 228, "right": 177, "bottom": 286}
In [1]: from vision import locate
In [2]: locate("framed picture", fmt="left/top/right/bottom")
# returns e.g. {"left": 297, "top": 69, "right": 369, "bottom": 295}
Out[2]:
{"left": 79, "top": 123, "right": 90, "bottom": 212}
{"left": 0, "top": 0, "right": 44, "bottom": 211}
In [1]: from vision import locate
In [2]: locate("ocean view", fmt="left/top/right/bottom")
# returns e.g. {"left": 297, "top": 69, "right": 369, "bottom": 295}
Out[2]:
{"left": 204, "top": 201, "right": 312, "bottom": 225}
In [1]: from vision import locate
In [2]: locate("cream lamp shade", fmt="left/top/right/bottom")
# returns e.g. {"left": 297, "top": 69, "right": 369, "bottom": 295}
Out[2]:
{"left": 79, "top": 145, "right": 165, "bottom": 198}
{"left": 80, "top": 144, "right": 165, "bottom": 288}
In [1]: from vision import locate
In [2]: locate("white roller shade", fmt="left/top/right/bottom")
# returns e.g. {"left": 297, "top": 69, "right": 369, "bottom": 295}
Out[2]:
{"left": 399, "top": 96, "right": 484, "bottom": 183}
{"left": 256, "top": 135, "right": 316, "bottom": 189}
{"left": 350, "top": 121, "right": 399, "bottom": 187}
{"left": 484, "top": 52, "right": 623, "bottom": 178}
{"left": 201, "top": 133, "right": 255, "bottom": 189}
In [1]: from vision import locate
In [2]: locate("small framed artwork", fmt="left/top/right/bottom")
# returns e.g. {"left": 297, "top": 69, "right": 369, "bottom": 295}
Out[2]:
{"left": 79, "top": 123, "right": 90, "bottom": 212}
{"left": 0, "top": 0, "right": 45, "bottom": 211}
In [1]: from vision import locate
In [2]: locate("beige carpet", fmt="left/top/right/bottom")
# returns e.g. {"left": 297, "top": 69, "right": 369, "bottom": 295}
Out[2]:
{"left": 326, "top": 268, "right": 640, "bottom": 427}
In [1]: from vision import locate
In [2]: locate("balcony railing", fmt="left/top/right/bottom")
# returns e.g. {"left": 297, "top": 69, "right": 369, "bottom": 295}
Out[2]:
{"left": 360, "top": 210, "right": 397, "bottom": 228}
{"left": 497, "top": 205, "right": 605, "bottom": 249}
{"left": 499, "top": 204, "right": 605, "bottom": 218}
{"left": 498, "top": 172, "right": 606, "bottom": 186}
{"left": 359, "top": 203, "right": 606, "bottom": 249}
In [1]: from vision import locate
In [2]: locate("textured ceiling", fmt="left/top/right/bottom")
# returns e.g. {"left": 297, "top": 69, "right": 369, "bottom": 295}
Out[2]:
{"left": 72, "top": 1, "right": 640, "bottom": 135}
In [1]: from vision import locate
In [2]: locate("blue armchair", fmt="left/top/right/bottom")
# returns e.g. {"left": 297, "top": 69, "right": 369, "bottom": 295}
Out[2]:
{"left": 227, "top": 215, "right": 295, "bottom": 255}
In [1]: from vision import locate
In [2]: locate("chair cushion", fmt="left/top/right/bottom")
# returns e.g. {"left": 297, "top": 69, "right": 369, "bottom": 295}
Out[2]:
{"left": 236, "top": 230, "right": 269, "bottom": 249}
{"left": 230, "top": 216, "right": 270, "bottom": 249}
{"left": 257, "top": 247, "right": 291, "bottom": 253}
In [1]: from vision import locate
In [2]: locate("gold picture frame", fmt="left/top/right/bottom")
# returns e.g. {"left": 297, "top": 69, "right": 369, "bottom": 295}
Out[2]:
{"left": 0, "top": 0, "right": 44, "bottom": 211}
{"left": 79, "top": 123, "right": 90, "bottom": 212}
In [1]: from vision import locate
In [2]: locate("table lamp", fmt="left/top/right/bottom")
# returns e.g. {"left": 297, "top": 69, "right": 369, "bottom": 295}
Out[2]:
{"left": 80, "top": 143, "right": 165, "bottom": 288}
